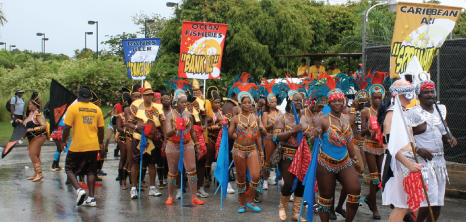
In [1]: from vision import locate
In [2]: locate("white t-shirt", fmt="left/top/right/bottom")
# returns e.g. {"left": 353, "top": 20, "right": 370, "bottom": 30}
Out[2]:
{"left": 10, "top": 95, "right": 25, "bottom": 115}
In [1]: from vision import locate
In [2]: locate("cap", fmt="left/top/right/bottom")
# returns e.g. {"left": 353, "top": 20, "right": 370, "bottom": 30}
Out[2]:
{"left": 17, "top": 89, "right": 25, "bottom": 93}
{"left": 78, "top": 87, "right": 91, "bottom": 102}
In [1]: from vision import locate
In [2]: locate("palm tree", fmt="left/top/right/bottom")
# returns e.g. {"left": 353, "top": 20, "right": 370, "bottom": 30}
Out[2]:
{"left": 0, "top": 3, "right": 7, "bottom": 26}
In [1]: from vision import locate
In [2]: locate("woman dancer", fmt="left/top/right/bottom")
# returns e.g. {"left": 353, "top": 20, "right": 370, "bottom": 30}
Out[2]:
{"left": 19, "top": 92, "right": 47, "bottom": 182}
{"left": 116, "top": 91, "right": 131, "bottom": 189}
{"left": 259, "top": 79, "right": 281, "bottom": 189}
{"left": 273, "top": 79, "right": 308, "bottom": 221}
{"left": 228, "top": 82, "right": 263, "bottom": 213}
{"left": 205, "top": 86, "right": 223, "bottom": 188}
{"left": 361, "top": 71, "right": 388, "bottom": 220}
{"left": 164, "top": 83, "right": 204, "bottom": 205}
{"left": 312, "top": 88, "right": 361, "bottom": 222}
{"left": 123, "top": 85, "right": 141, "bottom": 186}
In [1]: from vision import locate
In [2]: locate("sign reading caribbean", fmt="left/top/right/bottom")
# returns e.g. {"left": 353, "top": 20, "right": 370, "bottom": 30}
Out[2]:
{"left": 178, "top": 21, "right": 228, "bottom": 79}
{"left": 122, "top": 38, "right": 161, "bottom": 80}
{"left": 390, "top": 2, "right": 461, "bottom": 78}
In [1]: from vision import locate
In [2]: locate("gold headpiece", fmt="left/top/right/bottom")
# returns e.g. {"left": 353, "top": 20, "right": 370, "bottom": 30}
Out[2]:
{"left": 192, "top": 79, "right": 200, "bottom": 91}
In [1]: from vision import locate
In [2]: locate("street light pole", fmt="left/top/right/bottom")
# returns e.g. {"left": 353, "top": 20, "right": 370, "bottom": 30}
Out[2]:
{"left": 0, "top": 42, "right": 6, "bottom": 50}
{"left": 85, "top": 32, "right": 93, "bottom": 51}
{"left": 36, "top": 33, "right": 46, "bottom": 60}
{"left": 361, "top": 0, "right": 397, "bottom": 74}
{"left": 88, "top": 21, "right": 99, "bottom": 58}
{"left": 145, "top": 19, "right": 155, "bottom": 38}
{"left": 9, "top": 45, "right": 16, "bottom": 51}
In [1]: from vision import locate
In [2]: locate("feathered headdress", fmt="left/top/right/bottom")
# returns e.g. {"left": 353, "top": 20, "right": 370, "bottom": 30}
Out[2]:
{"left": 367, "top": 70, "right": 389, "bottom": 98}
{"left": 167, "top": 77, "right": 191, "bottom": 104}
{"left": 259, "top": 78, "right": 280, "bottom": 103}
{"left": 279, "top": 73, "right": 304, "bottom": 100}
{"left": 227, "top": 72, "right": 254, "bottom": 98}
{"left": 232, "top": 82, "right": 259, "bottom": 104}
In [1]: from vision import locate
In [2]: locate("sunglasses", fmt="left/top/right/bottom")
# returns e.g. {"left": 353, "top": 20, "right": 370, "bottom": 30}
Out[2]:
{"left": 358, "top": 101, "right": 368, "bottom": 105}
{"left": 143, "top": 93, "right": 154, "bottom": 96}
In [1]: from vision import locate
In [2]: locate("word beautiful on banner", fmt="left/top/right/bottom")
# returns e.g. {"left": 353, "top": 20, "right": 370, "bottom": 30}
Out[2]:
{"left": 178, "top": 21, "right": 228, "bottom": 79}
{"left": 122, "top": 38, "right": 161, "bottom": 80}
{"left": 389, "top": 2, "right": 461, "bottom": 78}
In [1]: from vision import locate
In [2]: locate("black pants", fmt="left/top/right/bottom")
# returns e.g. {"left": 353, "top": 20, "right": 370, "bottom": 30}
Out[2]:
{"left": 12, "top": 115, "right": 23, "bottom": 127}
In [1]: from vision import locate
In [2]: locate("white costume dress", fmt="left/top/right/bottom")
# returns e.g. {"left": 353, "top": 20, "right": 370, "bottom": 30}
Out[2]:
{"left": 406, "top": 104, "right": 448, "bottom": 207}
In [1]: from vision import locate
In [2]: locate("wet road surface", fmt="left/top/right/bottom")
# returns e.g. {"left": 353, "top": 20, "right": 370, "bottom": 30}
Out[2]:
{"left": 1, "top": 144, "right": 466, "bottom": 222}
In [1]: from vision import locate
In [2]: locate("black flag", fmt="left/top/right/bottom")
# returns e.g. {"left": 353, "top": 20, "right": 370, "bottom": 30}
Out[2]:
{"left": 48, "top": 79, "right": 77, "bottom": 133}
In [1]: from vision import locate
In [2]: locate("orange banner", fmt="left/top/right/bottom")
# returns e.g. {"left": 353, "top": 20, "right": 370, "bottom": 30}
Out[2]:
{"left": 390, "top": 2, "right": 461, "bottom": 78}
{"left": 178, "top": 21, "right": 228, "bottom": 79}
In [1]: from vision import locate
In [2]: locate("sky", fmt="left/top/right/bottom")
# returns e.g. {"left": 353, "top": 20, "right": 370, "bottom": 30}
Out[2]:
{"left": 0, "top": 0, "right": 176, "bottom": 56}
{"left": 0, "top": 0, "right": 464, "bottom": 57}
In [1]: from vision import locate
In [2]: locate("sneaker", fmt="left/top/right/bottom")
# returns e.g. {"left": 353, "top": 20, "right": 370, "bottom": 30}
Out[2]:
{"left": 290, "top": 193, "right": 294, "bottom": 202}
{"left": 18, "top": 140, "right": 23, "bottom": 145}
{"left": 82, "top": 199, "right": 97, "bottom": 207}
{"left": 130, "top": 189, "right": 138, "bottom": 199}
{"left": 97, "top": 170, "right": 107, "bottom": 176}
{"left": 227, "top": 182, "right": 235, "bottom": 194}
{"left": 76, "top": 189, "right": 86, "bottom": 206}
{"left": 278, "top": 179, "right": 284, "bottom": 188}
{"left": 175, "top": 189, "right": 182, "bottom": 199}
{"left": 149, "top": 187, "right": 162, "bottom": 196}
{"left": 197, "top": 187, "right": 209, "bottom": 198}
{"left": 163, "top": 179, "right": 167, "bottom": 186}
{"left": 268, "top": 177, "right": 276, "bottom": 185}
{"left": 263, "top": 180, "right": 268, "bottom": 190}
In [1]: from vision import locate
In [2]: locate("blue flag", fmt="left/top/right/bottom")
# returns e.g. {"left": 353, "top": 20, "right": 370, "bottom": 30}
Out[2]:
{"left": 302, "top": 138, "right": 320, "bottom": 221}
{"left": 214, "top": 124, "right": 230, "bottom": 200}
{"left": 140, "top": 130, "right": 147, "bottom": 153}
{"left": 291, "top": 102, "right": 302, "bottom": 191}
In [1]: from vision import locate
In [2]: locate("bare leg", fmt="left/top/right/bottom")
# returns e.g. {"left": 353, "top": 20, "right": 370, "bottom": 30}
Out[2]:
{"left": 263, "top": 138, "right": 276, "bottom": 180}
{"left": 388, "top": 207, "right": 409, "bottom": 222}
{"left": 365, "top": 152, "right": 381, "bottom": 218}
{"left": 246, "top": 152, "right": 261, "bottom": 205}
{"left": 233, "top": 153, "right": 248, "bottom": 207}
{"left": 87, "top": 174, "right": 96, "bottom": 197}
{"left": 316, "top": 163, "right": 337, "bottom": 222}
{"left": 166, "top": 149, "right": 180, "bottom": 199}
{"left": 336, "top": 166, "right": 361, "bottom": 222}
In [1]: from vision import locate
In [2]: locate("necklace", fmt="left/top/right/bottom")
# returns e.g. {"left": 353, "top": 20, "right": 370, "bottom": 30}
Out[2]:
{"left": 307, "top": 108, "right": 316, "bottom": 118}
{"left": 329, "top": 113, "right": 343, "bottom": 130}
{"left": 173, "top": 109, "right": 182, "bottom": 117}
{"left": 370, "top": 107, "right": 378, "bottom": 115}
{"left": 240, "top": 113, "right": 252, "bottom": 126}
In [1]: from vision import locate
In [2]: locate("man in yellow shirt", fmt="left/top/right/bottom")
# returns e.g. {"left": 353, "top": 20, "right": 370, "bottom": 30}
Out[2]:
{"left": 309, "top": 60, "right": 326, "bottom": 80}
{"left": 62, "top": 87, "right": 105, "bottom": 207}
{"left": 328, "top": 61, "right": 341, "bottom": 77}
{"left": 297, "top": 59, "right": 309, "bottom": 78}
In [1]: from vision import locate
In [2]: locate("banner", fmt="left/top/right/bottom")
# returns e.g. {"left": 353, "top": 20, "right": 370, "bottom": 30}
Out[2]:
{"left": 390, "top": 2, "right": 461, "bottom": 78}
{"left": 122, "top": 38, "right": 161, "bottom": 80}
{"left": 178, "top": 21, "right": 228, "bottom": 79}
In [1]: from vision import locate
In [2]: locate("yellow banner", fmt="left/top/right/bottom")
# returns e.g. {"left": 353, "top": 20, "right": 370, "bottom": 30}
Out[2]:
{"left": 390, "top": 2, "right": 461, "bottom": 78}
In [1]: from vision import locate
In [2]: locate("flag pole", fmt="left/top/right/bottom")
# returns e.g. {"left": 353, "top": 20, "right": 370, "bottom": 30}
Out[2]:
{"left": 433, "top": 100, "right": 452, "bottom": 142}
{"left": 398, "top": 96, "right": 435, "bottom": 222}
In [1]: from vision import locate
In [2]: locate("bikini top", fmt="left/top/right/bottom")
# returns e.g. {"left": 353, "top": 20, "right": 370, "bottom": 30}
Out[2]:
{"left": 236, "top": 113, "right": 259, "bottom": 140}
{"left": 326, "top": 114, "right": 353, "bottom": 148}
{"left": 170, "top": 111, "right": 192, "bottom": 142}
{"left": 281, "top": 114, "right": 299, "bottom": 147}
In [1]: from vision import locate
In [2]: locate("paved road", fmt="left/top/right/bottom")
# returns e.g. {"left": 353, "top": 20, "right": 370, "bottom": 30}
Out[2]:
{"left": 1, "top": 144, "right": 466, "bottom": 222}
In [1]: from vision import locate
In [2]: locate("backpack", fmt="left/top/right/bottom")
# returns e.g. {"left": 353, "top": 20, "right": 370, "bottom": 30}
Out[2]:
{"left": 5, "top": 96, "right": 16, "bottom": 112}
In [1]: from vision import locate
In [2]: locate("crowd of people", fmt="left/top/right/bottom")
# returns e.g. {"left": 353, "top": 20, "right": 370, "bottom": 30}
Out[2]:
{"left": 7, "top": 62, "right": 457, "bottom": 221}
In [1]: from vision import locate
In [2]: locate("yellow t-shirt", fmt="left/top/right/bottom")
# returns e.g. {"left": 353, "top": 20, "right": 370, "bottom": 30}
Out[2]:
{"left": 328, "top": 68, "right": 341, "bottom": 76}
{"left": 64, "top": 102, "right": 104, "bottom": 152}
{"left": 297, "top": 65, "right": 309, "bottom": 78}
{"left": 309, "top": 65, "right": 326, "bottom": 79}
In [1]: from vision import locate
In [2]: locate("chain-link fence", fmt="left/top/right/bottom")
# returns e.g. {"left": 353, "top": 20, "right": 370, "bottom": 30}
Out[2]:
{"left": 365, "top": 39, "right": 466, "bottom": 164}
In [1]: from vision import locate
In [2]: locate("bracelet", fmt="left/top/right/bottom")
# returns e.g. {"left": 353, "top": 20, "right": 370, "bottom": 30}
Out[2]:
{"left": 350, "top": 108, "right": 356, "bottom": 114}
{"left": 34, "top": 126, "right": 42, "bottom": 132}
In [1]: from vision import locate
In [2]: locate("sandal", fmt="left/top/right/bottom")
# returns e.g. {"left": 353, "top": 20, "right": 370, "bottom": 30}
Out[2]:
{"left": 166, "top": 197, "right": 174, "bottom": 205}
{"left": 192, "top": 197, "right": 205, "bottom": 205}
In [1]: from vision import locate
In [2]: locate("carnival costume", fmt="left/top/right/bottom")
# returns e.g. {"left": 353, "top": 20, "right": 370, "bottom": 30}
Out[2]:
{"left": 165, "top": 78, "right": 204, "bottom": 206}
{"left": 406, "top": 80, "right": 448, "bottom": 207}
{"left": 24, "top": 93, "right": 47, "bottom": 182}
{"left": 117, "top": 89, "right": 132, "bottom": 189}
{"left": 229, "top": 80, "right": 263, "bottom": 213}
{"left": 274, "top": 75, "right": 308, "bottom": 221}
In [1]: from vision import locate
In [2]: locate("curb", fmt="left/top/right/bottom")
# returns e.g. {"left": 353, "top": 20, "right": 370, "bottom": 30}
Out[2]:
{"left": 446, "top": 162, "right": 466, "bottom": 171}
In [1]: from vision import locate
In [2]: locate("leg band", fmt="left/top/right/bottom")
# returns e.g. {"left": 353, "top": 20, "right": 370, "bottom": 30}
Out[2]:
{"left": 186, "top": 171, "right": 198, "bottom": 184}
{"left": 236, "top": 182, "right": 246, "bottom": 194}
{"left": 370, "top": 172, "right": 380, "bottom": 185}
{"left": 347, "top": 194, "right": 361, "bottom": 204}
{"left": 167, "top": 172, "right": 178, "bottom": 185}
{"left": 251, "top": 181, "right": 261, "bottom": 193}
{"left": 317, "top": 197, "right": 333, "bottom": 213}
{"left": 53, "top": 151, "right": 61, "bottom": 161}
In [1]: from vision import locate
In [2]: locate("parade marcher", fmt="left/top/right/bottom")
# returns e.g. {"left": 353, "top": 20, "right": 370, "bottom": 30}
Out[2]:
{"left": 259, "top": 78, "right": 281, "bottom": 189}
{"left": 312, "top": 86, "right": 362, "bottom": 222}
{"left": 158, "top": 91, "right": 172, "bottom": 188}
{"left": 350, "top": 76, "right": 370, "bottom": 176}
{"left": 164, "top": 82, "right": 204, "bottom": 206}
{"left": 379, "top": 79, "right": 423, "bottom": 221}
{"left": 128, "top": 81, "right": 164, "bottom": 199}
{"left": 10, "top": 89, "right": 25, "bottom": 128}
{"left": 123, "top": 85, "right": 142, "bottom": 188}
{"left": 273, "top": 78, "right": 308, "bottom": 221}
{"left": 187, "top": 79, "right": 209, "bottom": 198}
{"left": 18, "top": 92, "right": 47, "bottom": 182}
{"left": 228, "top": 82, "right": 263, "bottom": 213}
{"left": 360, "top": 71, "right": 388, "bottom": 220}
{"left": 406, "top": 80, "right": 457, "bottom": 222}
{"left": 116, "top": 90, "right": 132, "bottom": 190}
{"left": 89, "top": 90, "right": 108, "bottom": 179}
{"left": 62, "top": 87, "right": 105, "bottom": 206}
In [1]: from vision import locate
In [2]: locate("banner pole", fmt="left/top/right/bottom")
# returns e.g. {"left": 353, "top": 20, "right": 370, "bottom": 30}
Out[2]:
{"left": 203, "top": 79, "right": 206, "bottom": 97}
{"left": 142, "top": 62, "right": 145, "bottom": 86}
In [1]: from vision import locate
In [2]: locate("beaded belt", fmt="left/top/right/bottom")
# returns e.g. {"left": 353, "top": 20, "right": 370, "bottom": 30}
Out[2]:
{"left": 233, "top": 143, "right": 256, "bottom": 152}
{"left": 282, "top": 146, "right": 297, "bottom": 160}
